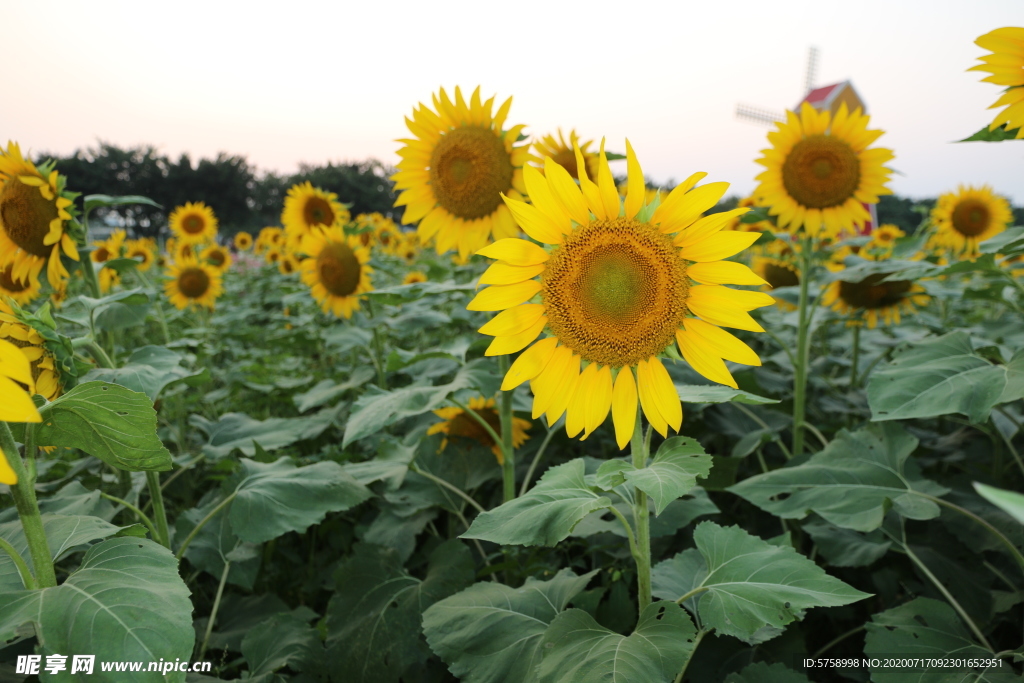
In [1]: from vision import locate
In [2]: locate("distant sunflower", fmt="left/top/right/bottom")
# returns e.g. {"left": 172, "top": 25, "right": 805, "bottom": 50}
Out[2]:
{"left": 91, "top": 230, "right": 126, "bottom": 264}
{"left": 0, "top": 142, "right": 79, "bottom": 290}
{"left": 299, "top": 226, "right": 373, "bottom": 319}
{"left": 169, "top": 202, "right": 218, "bottom": 244}
{"left": 755, "top": 103, "right": 893, "bottom": 238}
{"left": 970, "top": 27, "right": 1024, "bottom": 138}
{"left": 98, "top": 266, "right": 120, "bottom": 294}
{"left": 751, "top": 249, "right": 800, "bottom": 311}
{"left": 234, "top": 231, "right": 253, "bottom": 251}
{"left": 393, "top": 86, "right": 529, "bottom": 260}
{"left": 125, "top": 238, "right": 155, "bottom": 271}
{"left": 868, "top": 224, "right": 904, "bottom": 252}
{"left": 278, "top": 254, "right": 299, "bottom": 276}
{"left": 164, "top": 257, "right": 223, "bottom": 310}
{"left": 403, "top": 271, "right": 428, "bottom": 284}
{"left": 728, "top": 195, "right": 773, "bottom": 232}
{"left": 0, "top": 263, "right": 42, "bottom": 306}
{"left": 255, "top": 227, "right": 284, "bottom": 254}
{"left": 200, "top": 244, "right": 232, "bottom": 272}
{"left": 931, "top": 185, "right": 1012, "bottom": 256}
{"left": 0, "top": 310, "right": 62, "bottom": 403}
{"left": 282, "top": 182, "right": 349, "bottom": 245}
{"left": 428, "top": 396, "right": 530, "bottom": 465}
{"left": 532, "top": 129, "right": 599, "bottom": 181}
{"left": 265, "top": 248, "right": 283, "bottom": 265}
{"left": 823, "top": 268, "right": 928, "bottom": 328}
{"left": 470, "top": 140, "right": 772, "bottom": 448}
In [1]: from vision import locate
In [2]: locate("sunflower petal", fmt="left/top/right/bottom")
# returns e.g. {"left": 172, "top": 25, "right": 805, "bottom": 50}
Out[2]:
{"left": 687, "top": 261, "right": 767, "bottom": 286}
{"left": 478, "top": 304, "right": 546, "bottom": 336}
{"left": 566, "top": 363, "right": 597, "bottom": 437}
{"left": 479, "top": 261, "right": 545, "bottom": 286}
{"left": 502, "top": 195, "right": 565, "bottom": 245}
{"left": 585, "top": 365, "right": 613, "bottom": 438}
{"left": 476, "top": 238, "right": 550, "bottom": 266}
{"left": 502, "top": 336, "right": 558, "bottom": 390}
{"left": 679, "top": 231, "right": 761, "bottom": 262}
{"left": 466, "top": 280, "right": 542, "bottom": 311}
{"left": 682, "top": 318, "right": 761, "bottom": 366}
{"left": 647, "top": 357, "right": 682, "bottom": 432}
{"left": 636, "top": 359, "right": 668, "bottom": 437}
{"left": 676, "top": 328, "right": 738, "bottom": 388}
{"left": 623, "top": 139, "right": 646, "bottom": 219}
{"left": 485, "top": 316, "right": 547, "bottom": 356}
{"left": 612, "top": 367, "right": 638, "bottom": 450}
{"left": 544, "top": 157, "right": 590, "bottom": 226}
{"left": 530, "top": 345, "right": 575, "bottom": 418}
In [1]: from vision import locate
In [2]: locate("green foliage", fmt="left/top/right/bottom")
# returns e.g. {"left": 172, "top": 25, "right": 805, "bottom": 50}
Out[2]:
{"left": 83, "top": 345, "right": 207, "bottom": 400}
{"left": 597, "top": 437, "right": 712, "bottom": 514}
{"left": 960, "top": 123, "right": 1023, "bottom": 142}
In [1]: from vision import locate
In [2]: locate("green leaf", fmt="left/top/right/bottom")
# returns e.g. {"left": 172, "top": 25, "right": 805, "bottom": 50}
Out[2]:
{"left": 0, "top": 514, "right": 127, "bottom": 591}
{"left": 625, "top": 437, "right": 713, "bottom": 514}
{"left": 725, "top": 662, "right": 811, "bottom": 683}
{"left": 423, "top": 569, "right": 597, "bottom": 683}
{"left": 980, "top": 225, "right": 1024, "bottom": 256}
{"left": 325, "top": 540, "right": 474, "bottom": 683}
{"left": 868, "top": 331, "right": 1008, "bottom": 423}
{"left": 998, "top": 349, "right": 1024, "bottom": 404}
{"left": 343, "top": 359, "right": 499, "bottom": 446}
{"left": 293, "top": 366, "right": 375, "bottom": 412}
{"left": 462, "top": 460, "right": 612, "bottom": 547}
{"left": 864, "top": 598, "right": 1002, "bottom": 683}
{"left": 959, "top": 123, "right": 1023, "bottom": 142}
{"left": 802, "top": 520, "right": 892, "bottom": 567}
{"left": 675, "top": 384, "right": 779, "bottom": 405}
{"left": 82, "top": 345, "right": 207, "bottom": 401}
{"left": 362, "top": 280, "right": 476, "bottom": 305}
{"left": 342, "top": 437, "right": 416, "bottom": 487}
{"left": 176, "top": 498, "right": 261, "bottom": 590}
{"left": 35, "top": 381, "right": 172, "bottom": 471}
{"left": 191, "top": 407, "right": 341, "bottom": 460}
{"left": 573, "top": 490, "right": 719, "bottom": 539}
{"left": 729, "top": 424, "right": 947, "bottom": 532}
{"left": 536, "top": 601, "right": 697, "bottom": 683}
{"left": 0, "top": 538, "right": 194, "bottom": 683}
{"left": 83, "top": 193, "right": 162, "bottom": 214}
{"left": 228, "top": 457, "right": 372, "bottom": 544}
{"left": 242, "top": 612, "right": 325, "bottom": 679}
{"left": 73, "top": 288, "right": 152, "bottom": 333}
{"left": 654, "top": 522, "right": 871, "bottom": 641}
{"left": 974, "top": 483, "right": 1024, "bottom": 525}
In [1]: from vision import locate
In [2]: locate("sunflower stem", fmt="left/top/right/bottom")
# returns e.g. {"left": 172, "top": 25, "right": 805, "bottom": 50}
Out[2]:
{"left": 84, "top": 339, "right": 115, "bottom": 369}
{"left": 145, "top": 471, "right": 171, "bottom": 549}
{"left": 850, "top": 324, "right": 861, "bottom": 389}
{"left": 630, "top": 412, "right": 652, "bottom": 615}
{"left": 76, "top": 215, "right": 103, "bottom": 300}
{"left": 498, "top": 354, "right": 516, "bottom": 502}
{"left": 1, "top": 421, "right": 57, "bottom": 588}
{"left": 791, "top": 237, "right": 814, "bottom": 458}
{"left": 136, "top": 268, "right": 172, "bottom": 345}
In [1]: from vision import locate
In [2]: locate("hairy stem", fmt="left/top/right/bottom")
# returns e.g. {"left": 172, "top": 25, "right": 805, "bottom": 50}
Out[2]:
{"left": 0, "top": 536, "right": 37, "bottom": 589}
{"left": 850, "top": 324, "right": 861, "bottom": 388}
{"left": 175, "top": 493, "right": 237, "bottom": 560}
{"left": 146, "top": 471, "right": 171, "bottom": 549}
{"left": 1, "top": 422, "right": 56, "bottom": 588}
{"left": 792, "top": 236, "right": 814, "bottom": 457}
{"left": 199, "top": 559, "right": 231, "bottom": 660}
{"left": 673, "top": 629, "right": 707, "bottom": 683}
{"left": 631, "top": 413, "right": 652, "bottom": 615}
{"left": 410, "top": 463, "right": 486, "bottom": 514}
{"left": 99, "top": 491, "right": 160, "bottom": 540}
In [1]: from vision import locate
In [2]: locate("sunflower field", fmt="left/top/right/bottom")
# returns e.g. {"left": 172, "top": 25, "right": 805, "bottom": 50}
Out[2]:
{"left": 2, "top": 26, "right": 1024, "bottom": 683}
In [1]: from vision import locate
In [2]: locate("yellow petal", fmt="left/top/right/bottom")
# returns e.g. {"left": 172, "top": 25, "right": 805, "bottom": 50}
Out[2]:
{"left": 0, "top": 338, "right": 35, "bottom": 387}
{"left": 530, "top": 345, "right": 575, "bottom": 418}
{"left": 597, "top": 139, "right": 621, "bottom": 219}
{"left": 585, "top": 365, "right": 613, "bottom": 437}
{"left": 623, "top": 139, "right": 646, "bottom": 219}
{"left": 672, "top": 208, "right": 749, "bottom": 248}
{"left": 653, "top": 181, "right": 729, "bottom": 234}
{"left": 476, "top": 238, "right": 550, "bottom": 266}
{"left": 566, "top": 363, "right": 597, "bottom": 437}
{"left": 523, "top": 165, "right": 573, "bottom": 230}
{"left": 682, "top": 318, "right": 761, "bottom": 366}
{"left": 0, "top": 446, "right": 16, "bottom": 484}
{"left": 544, "top": 157, "right": 590, "bottom": 226}
{"left": 636, "top": 359, "right": 668, "bottom": 437}
{"left": 479, "top": 261, "right": 545, "bottom": 286}
{"left": 502, "top": 336, "right": 559, "bottom": 390}
{"left": 687, "top": 287, "right": 766, "bottom": 332}
{"left": 687, "top": 261, "right": 767, "bottom": 286}
{"left": 466, "top": 280, "right": 542, "bottom": 311}
{"left": 485, "top": 316, "right": 547, "bottom": 356}
{"left": 479, "top": 304, "right": 546, "bottom": 336}
{"left": 679, "top": 231, "right": 761, "bottom": 262}
{"left": 502, "top": 195, "right": 565, "bottom": 245}
{"left": 545, "top": 353, "right": 581, "bottom": 425}
{"left": 647, "top": 357, "right": 682, "bottom": 432}
{"left": 676, "top": 328, "right": 737, "bottom": 388}
{"left": 575, "top": 141, "right": 605, "bottom": 220}
{"left": 612, "top": 367, "right": 638, "bottom": 450}
{"left": 0, "top": 376, "right": 41, "bottom": 425}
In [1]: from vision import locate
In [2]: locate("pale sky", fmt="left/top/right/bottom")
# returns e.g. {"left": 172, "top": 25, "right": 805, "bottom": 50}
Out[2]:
{"left": 2, "top": 0, "right": 1022, "bottom": 203}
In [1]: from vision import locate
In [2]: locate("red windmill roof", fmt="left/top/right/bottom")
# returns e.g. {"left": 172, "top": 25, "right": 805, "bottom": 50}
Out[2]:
{"left": 803, "top": 83, "right": 842, "bottom": 105}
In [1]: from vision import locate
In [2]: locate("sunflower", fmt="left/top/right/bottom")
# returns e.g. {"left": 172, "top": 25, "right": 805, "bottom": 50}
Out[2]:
{"left": 278, "top": 254, "right": 299, "bottom": 276}
{"left": 469, "top": 140, "right": 772, "bottom": 448}
{"left": 255, "top": 227, "right": 284, "bottom": 254}
{"left": 173, "top": 239, "right": 198, "bottom": 263}
{"left": 393, "top": 86, "right": 530, "bottom": 261}
{"left": 234, "top": 231, "right": 253, "bottom": 251}
{"left": 282, "top": 182, "right": 349, "bottom": 245}
{"left": 169, "top": 202, "right": 218, "bottom": 245}
{"left": 728, "top": 195, "right": 773, "bottom": 232}
{"left": 751, "top": 241, "right": 801, "bottom": 311}
{"left": 0, "top": 310, "right": 62, "bottom": 403}
{"left": 403, "top": 271, "right": 428, "bottom": 284}
{"left": 299, "top": 226, "right": 373, "bottom": 319}
{"left": 0, "top": 142, "right": 79, "bottom": 291}
{"left": 164, "top": 256, "right": 223, "bottom": 310}
{"left": 428, "top": 396, "right": 530, "bottom": 465}
{"left": 0, "top": 263, "right": 42, "bottom": 306}
{"left": 754, "top": 103, "right": 893, "bottom": 239}
{"left": 931, "top": 185, "right": 1012, "bottom": 256}
{"left": 265, "top": 248, "right": 283, "bottom": 265}
{"left": 532, "top": 129, "right": 599, "bottom": 182}
{"left": 98, "top": 266, "right": 121, "bottom": 294}
{"left": 823, "top": 269, "right": 928, "bottom": 328}
{"left": 91, "top": 229, "right": 126, "bottom": 264}
{"left": 125, "top": 238, "right": 155, "bottom": 271}
{"left": 868, "top": 224, "right": 904, "bottom": 254}
{"left": 970, "top": 27, "right": 1024, "bottom": 138}
{"left": 200, "top": 244, "right": 232, "bottom": 272}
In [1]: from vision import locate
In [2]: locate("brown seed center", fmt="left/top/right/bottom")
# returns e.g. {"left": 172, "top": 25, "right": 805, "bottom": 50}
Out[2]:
{"left": 839, "top": 273, "right": 912, "bottom": 309}
{"left": 178, "top": 267, "right": 211, "bottom": 298}
{"left": 182, "top": 214, "right": 206, "bottom": 234}
{"left": 0, "top": 177, "right": 58, "bottom": 257}
{"left": 781, "top": 134, "right": 861, "bottom": 209}
{"left": 316, "top": 242, "right": 361, "bottom": 297}
{"left": 951, "top": 199, "right": 991, "bottom": 237}
{"left": 303, "top": 197, "right": 336, "bottom": 227}
{"left": 429, "top": 126, "right": 513, "bottom": 220}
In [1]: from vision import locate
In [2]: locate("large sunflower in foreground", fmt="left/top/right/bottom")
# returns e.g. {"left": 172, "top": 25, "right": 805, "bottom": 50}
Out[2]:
{"left": 0, "top": 337, "right": 42, "bottom": 483}
{"left": 469, "top": 141, "right": 772, "bottom": 448}
{"left": 393, "top": 86, "right": 530, "bottom": 260}
{"left": 281, "top": 182, "right": 349, "bottom": 245}
{"left": 931, "top": 185, "right": 1012, "bottom": 256}
{"left": 164, "top": 257, "right": 223, "bottom": 310}
{"left": 532, "top": 129, "right": 599, "bottom": 181}
{"left": 970, "top": 27, "right": 1024, "bottom": 138}
{"left": 0, "top": 311, "right": 62, "bottom": 404}
{"left": 428, "top": 396, "right": 531, "bottom": 465}
{"left": 169, "top": 202, "right": 218, "bottom": 244}
{"left": 299, "top": 226, "right": 373, "bottom": 319}
{"left": 0, "top": 142, "right": 79, "bottom": 290}
{"left": 754, "top": 103, "right": 893, "bottom": 239}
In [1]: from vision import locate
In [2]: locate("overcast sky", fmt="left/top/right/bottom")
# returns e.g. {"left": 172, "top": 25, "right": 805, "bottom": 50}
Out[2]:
{"left": 2, "top": 0, "right": 1022, "bottom": 203}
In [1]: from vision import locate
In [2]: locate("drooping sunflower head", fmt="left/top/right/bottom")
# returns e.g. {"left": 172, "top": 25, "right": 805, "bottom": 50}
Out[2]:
{"left": 754, "top": 103, "right": 894, "bottom": 239}
{"left": 164, "top": 256, "right": 223, "bottom": 310}
{"left": 169, "top": 202, "right": 218, "bottom": 244}
{"left": 427, "top": 396, "right": 530, "bottom": 465}
{"left": 931, "top": 185, "right": 1012, "bottom": 256}
{"left": 234, "top": 231, "right": 254, "bottom": 251}
{"left": 393, "top": 86, "right": 530, "bottom": 260}
{"left": 823, "top": 268, "right": 929, "bottom": 329}
{"left": 0, "top": 263, "right": 42, "bottom": 306}
{"left": 469, "top": 140, "right": 773, "bottom": 448}
{"left": 532, "top": 129, "right": 599, "bottom": 182}
{"left": 298, "top": 226, "right": 373, "bottom": 319}
{"left": 403, "top": 270, "right": 428, "bottom": 285}
{"left": 0, "top": 142, "right": 80, "bottom": 291}
{"left": 125, "top": 238, "right": 155, "bottom": 271}
{"left": 200, "top": 244, "right": 232, "bottom": 273}
{"left": 91, "top": 229, "right": 126, "bottom": 264}
{"left": 0, "top": 310, "right": 63, "bottom": 403}
{"left": 969, "top": 27, "right": 1024, "bottom": 139}
{"left": 282, "top": 182, "right": 350, "bottom": 243}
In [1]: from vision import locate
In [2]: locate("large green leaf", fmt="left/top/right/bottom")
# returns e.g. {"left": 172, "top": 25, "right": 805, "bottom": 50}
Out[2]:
{"left": 0, "top": 514, "right": 127, "bottom": 591}
{"left": 0, "top": 538, "right": 194, "bottom": 683}
{"left": 241, "top": 611, "right": 325, "bottom": 679}
{"left": 974, "top": 483, "right": 1024, "bottom": 525}
{"left": 980, "top": 225, "right": 1024, "bottom": 256}
{"left": 343, "top": 359, "right": 499, "bottom": 446}
{"left": 61, "top": 288, "right": 152, "bottom": 333}
{"left": 572, "top": 489, "right": 719, "bottom": 538}
{"left": 325, "top": 540, "right": 474, "bottom": 683}
{"left": 228, "top": 457, "right": 372, "bottom": 544}
{"left": 864, "top": 598, "right": 1008, "bottom": 683}
{"left": 867, "top": 331, "right": 1007, "bottom": 423}
{"left": 34, "top": 381, "right": 172, "bottom": 471}
{"left": 998, "top": 349, "right": 1024, "bottom": 404}
{"left": 536, "top": 601, "right": 697, "bottom": 683}
{"left": 802, "top": 520, "right": 891, "bottom": 567}
{"left": 190, "top": 407, "right": 341, "bottom": 460}
{"left": 729, "top": 423, "right": 947, "bottom": 532}
{"left": 423, "top": 569, "right": 597, "bottom": 683}
{"left": 960, "top": 123, "right": 1023, "bottom": 142}
{"left": 597, "top": 437, "right": 713, "bottom": 514}
{"left": 652, "top": 522, "right": 870, "bottom": 641}
{"left": 462, "top": 459, "right": 612, "bottom": 546}
{"left": 176, "top": 498, "right": 261, "bottom": 590}
{"left": 675, "top": 384, "right": 779, "bottom": 405}
{"left": 82, "top": 345, "right": 207, "bottom": 401}
{"left": 83, "top": 193, "right": 162, "bottom": 214}
{"left": 293, "top": 366, "right": 375, "bottom": 412}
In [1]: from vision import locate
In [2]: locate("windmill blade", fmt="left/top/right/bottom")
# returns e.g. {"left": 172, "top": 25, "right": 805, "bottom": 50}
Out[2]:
{"left": 805, "top": 46, "right": 820, "bottom": 95}
{"left": 735, "top": 104, "right": 785, "bottom": 127}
